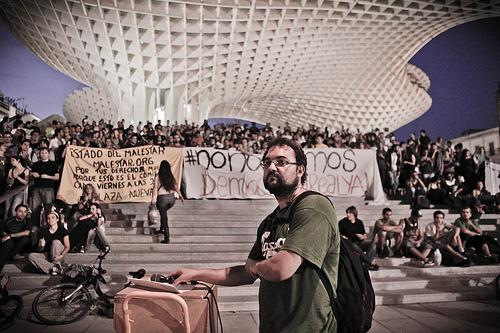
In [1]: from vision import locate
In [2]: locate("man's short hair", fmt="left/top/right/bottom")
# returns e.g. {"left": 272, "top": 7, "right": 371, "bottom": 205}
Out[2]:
{"left": 15, "top": 203, "right": 28, "bottom": 211}
{"left": 433, "top": 210, "right": 445, "bottom": 218}
{"left": 39, "top": 147, "right": 49, "bottom": 153}
{"left": 382, "top": 207, "right": 392, "bottom": 215}
{"left": 262, "top": 137, "right": 307, "bottom": 185}
{"left": 346, "top": 206, "right": 358, "bottom": 218}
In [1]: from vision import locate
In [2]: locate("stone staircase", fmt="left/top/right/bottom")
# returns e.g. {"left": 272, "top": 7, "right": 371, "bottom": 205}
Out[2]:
{"left": 4, "top": 198, "right": 500, "bottom": 319}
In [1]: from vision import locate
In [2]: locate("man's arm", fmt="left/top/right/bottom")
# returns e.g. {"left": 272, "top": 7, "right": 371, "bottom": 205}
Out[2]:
{"left": 8, "top": 230, "right": 30, "bottom": 238}
{"left": 41, "top": 172, "right": 59, "bottom": 180}
{"left": 460, "top": 226, "right": 479, "bottom": 236}
{"left": 355, "top": 220, "right": 367, "bottom": 240}
{"left": 355, "top": 233, "right": 367, "bottom": 240}
{"left": 170, "top": 258, "right": 258, "bottom": 286}
{"left": 467, "top": 221, "right": 483, "bottom": 235}
{"left": 250, "top": 250, "right": 303, "bottom": 282}
{"left": 378, "top": 223, "right": 402, "bottom": 233}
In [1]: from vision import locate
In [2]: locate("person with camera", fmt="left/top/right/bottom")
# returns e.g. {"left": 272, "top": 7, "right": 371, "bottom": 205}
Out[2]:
{"left": 69, "top": 203, "right": 109, "bottom": 253}
{"left": 169, "top": 138, "right": 340, "bottom": 332}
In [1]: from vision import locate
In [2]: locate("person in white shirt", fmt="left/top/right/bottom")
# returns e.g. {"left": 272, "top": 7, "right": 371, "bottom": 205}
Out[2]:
{"left": 425, "top": 210, "right": 470, "bottom": 266}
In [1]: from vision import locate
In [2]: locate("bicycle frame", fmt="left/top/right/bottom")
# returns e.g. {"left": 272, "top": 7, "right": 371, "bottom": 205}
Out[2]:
{"left": 31, "top": 249, "right": 112, "bottom": 325}
{"left": 61, "top": 249, "right": 111, "bottom": 305}
{"left": 61, "top": 284, "right": 86, "bottom": 304}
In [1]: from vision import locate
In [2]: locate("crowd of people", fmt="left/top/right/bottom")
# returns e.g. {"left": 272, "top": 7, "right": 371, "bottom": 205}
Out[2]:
{"left": 340, "top": 205, "right": 500, "bottom": 268}
{"left": 1, "top": 114, "right": 498, "bottom": 211}
{"left": 0, "top": 114, "right": 499, "bottom": 277}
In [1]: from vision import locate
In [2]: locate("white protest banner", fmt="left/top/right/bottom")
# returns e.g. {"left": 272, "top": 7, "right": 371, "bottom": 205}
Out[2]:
{"left": 485, "top": 160, "right": 500, "bottom": 194}
{"left": 57, "top": 145, "right": 183, "bottom": 204}
{"left": 303, "top": 148, "right": 385, "bottom": 203}
{"left": 183, "top": 147, "right": 385, "bottom": 202}
{"left": 183, "top": 148, "right": 270, "bottom": 199}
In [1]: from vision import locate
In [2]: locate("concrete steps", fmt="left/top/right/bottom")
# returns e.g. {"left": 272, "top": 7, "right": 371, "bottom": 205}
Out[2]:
{"left": 6, "top": 256, "right": 500, "bottom": 314}
{"left": 104, "top": 226, "right": 257, "bottom": 235}
{"left": 106, "top": 234, "right": 257, "bottom": 243}
{"left": 215, "top": 270, "right": 500, "bottom": 311}
{"left": 5, "top": 199, "right": 500, "bottom": 318}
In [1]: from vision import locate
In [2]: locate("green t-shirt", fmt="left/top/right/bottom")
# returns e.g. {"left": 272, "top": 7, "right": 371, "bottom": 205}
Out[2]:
{"left": 248, "top": 194, "right": 340, "bottom": 333}
{"left": 453, "top": 217, "right": 479, "bottom": 231}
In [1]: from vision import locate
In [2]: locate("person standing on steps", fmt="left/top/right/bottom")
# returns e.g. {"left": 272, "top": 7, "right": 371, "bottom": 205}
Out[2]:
{"left": 151, "top": 160, "right": 183, "bottom": 244}
{"left": 169, "top": 138, "right": 340, "bottom": 332}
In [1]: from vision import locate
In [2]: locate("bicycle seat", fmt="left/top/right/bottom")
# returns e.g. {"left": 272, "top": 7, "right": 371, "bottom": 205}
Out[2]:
{"left": 129, "top": 269, "right": 146, "bottom": 279}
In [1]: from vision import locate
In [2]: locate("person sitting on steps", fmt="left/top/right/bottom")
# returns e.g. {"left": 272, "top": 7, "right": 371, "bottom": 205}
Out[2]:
{"left": 425, "top": 210, "right": 470, "bottom": 266}
{"left": 338, "top": 206, "right": 378, "bottom": 270}
{"left": 373, "top": 207, "right": 404, "bottom": 257}
{"left": 453, "top": 207, "right": 498, "bottom": 263}
{"left": 69, "top": 203, "right": 110, "bottom": 253}
{"left": 401, "top": 209, "right": 434, "bottom": 267}
{"left": 28, "top": 211, "right": 70, "bottom": 275}
{"left": 0, "top": 204, "right": 33, "bottom": 274}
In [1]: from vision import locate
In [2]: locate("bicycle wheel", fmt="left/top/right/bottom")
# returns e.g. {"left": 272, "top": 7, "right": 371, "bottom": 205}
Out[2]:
{"left": 32, "top": 283, "right": 92, "bottom": 325}
{"left": 0, "top": 295, "right": 23, "bottom": 330}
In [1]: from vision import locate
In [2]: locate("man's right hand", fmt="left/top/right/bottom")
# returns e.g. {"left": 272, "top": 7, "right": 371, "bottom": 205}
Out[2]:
{"left": 39, "top": 238, "right": 46, "bottom": 248}
{"left": 168, "top": 268, "right": 200, "bottom": 286}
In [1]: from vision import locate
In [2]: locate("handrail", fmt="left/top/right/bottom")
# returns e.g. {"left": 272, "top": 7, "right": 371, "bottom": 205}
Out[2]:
{"left": 121, "top": 290, "right": 191, "bottom": 333}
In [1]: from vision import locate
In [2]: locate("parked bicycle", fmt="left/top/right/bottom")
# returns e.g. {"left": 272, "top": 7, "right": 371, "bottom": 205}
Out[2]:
{"left": 31, "top": 249, "right": 113, "bottom": 325}
{"left": 0, "top": 275, "right": 23, "bottom": 330}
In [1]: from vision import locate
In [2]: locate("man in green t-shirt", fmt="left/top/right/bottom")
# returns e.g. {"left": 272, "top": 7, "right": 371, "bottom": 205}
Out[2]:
{"left": 453, "top": 207, "right": 494, "bottom": 259}
{"left": 170, "top": 138, "right": 340, "bottom": 332}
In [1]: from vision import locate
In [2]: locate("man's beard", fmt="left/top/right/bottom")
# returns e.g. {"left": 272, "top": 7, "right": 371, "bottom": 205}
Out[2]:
{"left": 264, "top": 172, "right": 299, "bottom": 197}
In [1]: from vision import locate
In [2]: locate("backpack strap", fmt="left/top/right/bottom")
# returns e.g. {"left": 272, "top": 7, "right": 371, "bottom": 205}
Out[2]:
{"left": 281, "top": 190, "right": 322, "bottom": 220}
{"left": 286, "top": 191, "right": 337, "bottom": 309}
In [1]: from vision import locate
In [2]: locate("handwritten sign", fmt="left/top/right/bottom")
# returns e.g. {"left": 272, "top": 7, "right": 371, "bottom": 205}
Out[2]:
{"left": 304, "top": 149, "right": 384, "bottom": 202}
{"left": 57, "top": 145, "right": 183, "bottom": 204}
{"left": 183, "top": 148, "right": 270, "bottom": 199}
{"left": 183, "top": 148, "right": 384, "bottom": 202}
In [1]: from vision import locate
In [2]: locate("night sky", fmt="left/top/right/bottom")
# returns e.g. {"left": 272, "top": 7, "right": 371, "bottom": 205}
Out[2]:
{"left": 1, "top": 17, "right": 499, "bottom": 141}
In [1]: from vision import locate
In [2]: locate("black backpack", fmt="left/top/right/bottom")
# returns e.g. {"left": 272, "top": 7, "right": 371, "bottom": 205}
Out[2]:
{"left": 288, "top": 191, "right": 376, "bottom": 333}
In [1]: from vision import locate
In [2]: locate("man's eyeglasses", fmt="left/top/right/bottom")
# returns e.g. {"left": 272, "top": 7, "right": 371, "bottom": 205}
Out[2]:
{"left": 260, "top": 158, "right": 298, "bottom": 169}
